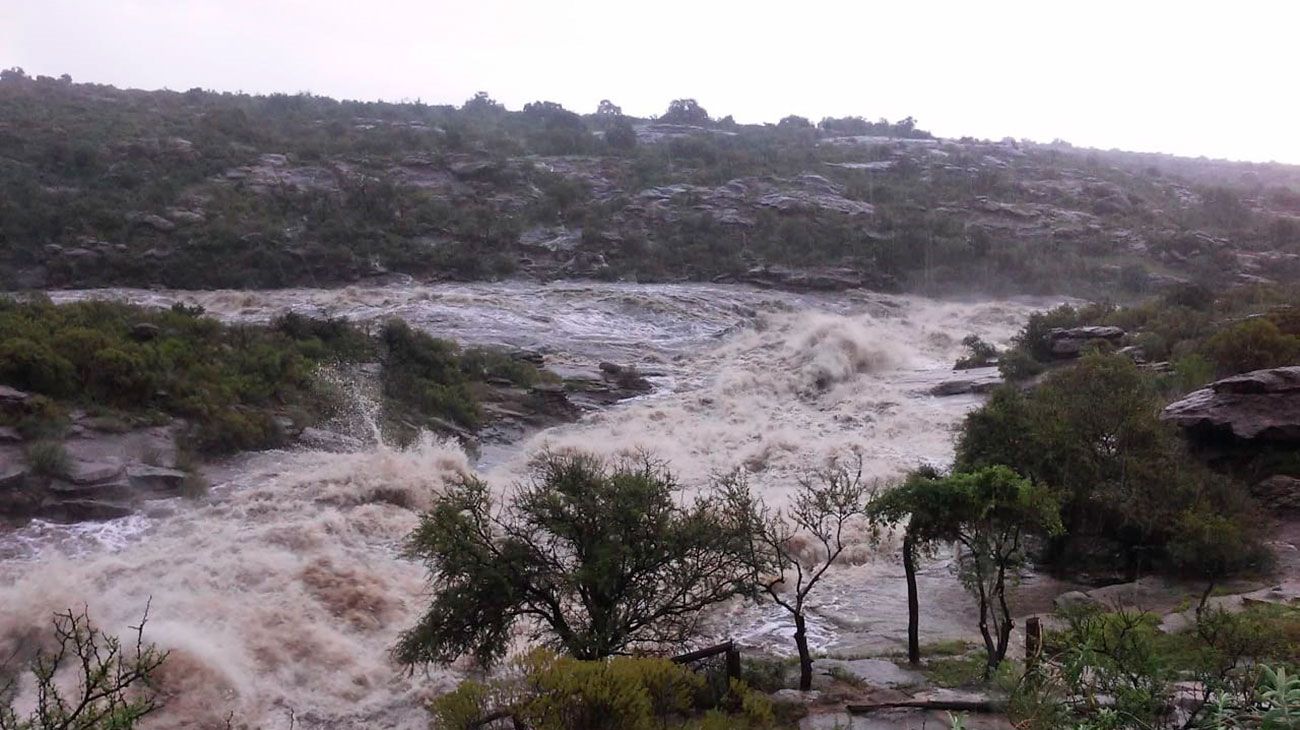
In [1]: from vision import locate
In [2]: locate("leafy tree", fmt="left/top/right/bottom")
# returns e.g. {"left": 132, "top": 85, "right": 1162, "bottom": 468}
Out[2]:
{"left": 661, "top": 99, "right": 710, "bottom": 126}
{"left": 957, "top": 352, "right": 1260, "bottom": 575}
{"left": 1168, "top": 503, "right": 1268, "bottom": 614}
{"left": 719, "top": 459, "right": 873, "bottom": 691}
{"left": 0, "top": 606, "right": 168, "bottom": 730}
{"left": 595, "top": 99, "right": 623, "bottom": 117}
{"left": 777, "top": 115, "right": 812, "bottom": 129}
{"left": 868, "top": 465, "right": 942, "bottom": 666}
{"left": 395, "top": 451, "right": 754, "bottom": 668}
{"left": 605, "top": 117, "right": 638, "bottom": 153}
{"left": 874, "top": 466, "right": 1061, "bottom": 676}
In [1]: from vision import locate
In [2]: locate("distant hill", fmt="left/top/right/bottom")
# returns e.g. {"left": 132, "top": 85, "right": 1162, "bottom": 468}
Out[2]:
{"left": 2, "top": 69, "right": 1299, "bottom": 297}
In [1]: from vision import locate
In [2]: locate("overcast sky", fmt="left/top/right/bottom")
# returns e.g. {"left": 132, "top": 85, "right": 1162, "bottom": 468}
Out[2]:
{"left": 5, "top": 1, "right": 1298, "bottom": 163}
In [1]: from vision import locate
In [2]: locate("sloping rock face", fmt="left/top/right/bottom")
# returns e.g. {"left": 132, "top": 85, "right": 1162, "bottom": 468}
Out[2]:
{"left": 1161, "top": 366, "right": 1300, "bottom": 443}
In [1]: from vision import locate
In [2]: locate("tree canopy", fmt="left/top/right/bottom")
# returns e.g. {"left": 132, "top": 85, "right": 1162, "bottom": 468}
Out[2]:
{"left": 394, "top": 451, "right": 754, "bottom": 667}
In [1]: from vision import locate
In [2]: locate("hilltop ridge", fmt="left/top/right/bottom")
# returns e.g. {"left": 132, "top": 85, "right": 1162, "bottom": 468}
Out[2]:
{"left": 3, "top": 69, "right": 1299, "bottom": 297}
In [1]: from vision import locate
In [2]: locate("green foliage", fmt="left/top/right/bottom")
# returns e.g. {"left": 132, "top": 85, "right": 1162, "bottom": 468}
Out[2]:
{"left": 997, "top": 348, "right": 1045, "bottom": 381}
{"left": 0, "top": 606, "right": 167, "bottom": 730}
{"left": 1011, "top": 603, "right": 1300, "bottom": 729}
{"left": 429, "top": 650, "right": 773, "bottom": 730}
{"left": 0, "top": 299, "right": 518, "bottom": 457}
{"left": 25, "top": 440, "right": 69, "bottom": 478}
{"left": 380, "top": 319, "right": 480, "bottom": 429}
{"left": 956, "top": 352, "right": 1265, "bottom": 576}
{"left": 7, "top": 74, "right": 1289, "bottom": 299}
{"left": 1203, "top": 318, "right": 1300, "bottom": 377}
{"left": 395, "top": 451, "right": 753, "bottom": 668}
{"left": 872, "top": 466, "right": 1061, "bottom": 674}
{"left": 954, "top": 334, "right": 998, "bottom": 370}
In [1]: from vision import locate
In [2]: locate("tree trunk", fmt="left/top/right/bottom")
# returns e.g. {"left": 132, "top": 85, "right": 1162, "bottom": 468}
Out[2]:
{"left": 903, "top": 530, "right": 921, "bottom": 666}
{"left": 794, "top": 612, "right": 813, "bottom": 691}
{"left": 992, "top": 563, "right": 1014, "bottom": 671}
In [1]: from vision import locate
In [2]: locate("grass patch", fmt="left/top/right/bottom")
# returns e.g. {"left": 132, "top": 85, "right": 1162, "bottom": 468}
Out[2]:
{"left": 25, "top": 440, "right": 70, "bottom": 478}
{"left": 921, "top": 654, "right": 988, "bottom": 689}
{"left": 920, "top": 639, "right": 974, "bottom": 657}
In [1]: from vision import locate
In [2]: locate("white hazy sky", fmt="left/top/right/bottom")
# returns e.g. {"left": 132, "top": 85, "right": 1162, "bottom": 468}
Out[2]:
{"left": 4, "top": 1, "right": 1299, "bottom": 163}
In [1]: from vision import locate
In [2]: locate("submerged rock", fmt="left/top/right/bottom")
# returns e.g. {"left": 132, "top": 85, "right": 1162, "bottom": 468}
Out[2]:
{"left": 1161, "top": 366, "right": 1300, "bottom": 443}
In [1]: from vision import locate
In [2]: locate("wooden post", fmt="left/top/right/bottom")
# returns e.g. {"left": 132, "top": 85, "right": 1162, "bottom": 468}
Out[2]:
{"left": 1025, "top": 616, "right": 1042, "bottom": 665}
{"left": 725, "top": 643, "right": 741, "bottom": 684}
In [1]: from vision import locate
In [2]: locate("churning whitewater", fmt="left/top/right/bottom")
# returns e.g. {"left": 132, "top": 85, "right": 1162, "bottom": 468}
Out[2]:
{"left": 1, "top": 282, "right": 1051, "bottom": 728}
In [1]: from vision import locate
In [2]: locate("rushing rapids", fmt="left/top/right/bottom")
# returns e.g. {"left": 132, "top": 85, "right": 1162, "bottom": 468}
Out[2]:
{"left": 2, "top": 282, "right": 1057, "bottom": 728}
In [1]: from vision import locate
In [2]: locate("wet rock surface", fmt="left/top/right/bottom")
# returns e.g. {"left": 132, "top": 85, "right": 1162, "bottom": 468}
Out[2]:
{"left": 1162, "top": 366, "right": 1300, "bottom": 443}
{"left": 930, "top": 367, "right": 1003, "bottom": 396}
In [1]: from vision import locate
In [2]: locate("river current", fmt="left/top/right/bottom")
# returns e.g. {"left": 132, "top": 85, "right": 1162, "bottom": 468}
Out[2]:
{"left": 1, "top": 281, "right": 1055, "bottom": 728}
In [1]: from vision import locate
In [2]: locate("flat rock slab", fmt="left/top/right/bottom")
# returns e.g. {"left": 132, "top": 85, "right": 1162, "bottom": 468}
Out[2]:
{"left": 0, "top": 464, "right": 29, "bottom": 489}
{"left": 67, "top": 458, "right": 125, "bottom": 485}
{"left": 127, "top": 465, "right": 186, "bottom": 493}
{"left": 809, "top": 658, "right": 924, "bottom": 689}
{"left": 931, "top": 367, "right": 1003, "bottom": 396}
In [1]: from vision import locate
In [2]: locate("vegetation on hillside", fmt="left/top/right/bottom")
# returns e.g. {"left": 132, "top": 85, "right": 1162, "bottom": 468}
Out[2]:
{"left": 3, "top": 69, "right": 1299, "bottom": 297}
{"left": 0, "top": 298, "right": 541, "bottom": 454}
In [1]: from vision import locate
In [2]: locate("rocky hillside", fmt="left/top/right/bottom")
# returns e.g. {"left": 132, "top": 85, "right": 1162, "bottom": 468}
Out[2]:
{"left": 3, "top": 69, "right": 1300, "bottom": 296}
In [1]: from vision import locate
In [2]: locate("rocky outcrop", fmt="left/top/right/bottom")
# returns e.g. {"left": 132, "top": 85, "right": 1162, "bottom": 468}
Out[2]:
{"left": 1048, "top": 326, "right": 1125, "bottom": 358}
{"left": 1161, "top": 367, "right": 1300, "bottom": 443}
{"left": 1253, "top": 475, "right": 1300, "bottom": 511}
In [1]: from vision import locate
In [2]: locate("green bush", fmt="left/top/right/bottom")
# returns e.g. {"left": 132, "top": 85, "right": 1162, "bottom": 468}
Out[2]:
{"left": 0, "top": 337, "right": 77, "bottom": 397}
{"left": 429, "top": 651, "right": 773, "bottom": 730}
{"left": 26, "top": 440, "right": 70, "bottom": 478}
{"left": 1202, "top": 318, "right": 1300, "bottom": 376}
{"left": 958, "top": 352, "right": 1264, "bottom": 575}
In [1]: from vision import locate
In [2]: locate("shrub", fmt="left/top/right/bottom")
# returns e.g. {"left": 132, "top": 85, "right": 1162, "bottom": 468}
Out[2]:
{"left": 0, "top": 338, "right": 77, "bottom": 397}
{"left": 954, "top": 335, "right": 997, "bottom": 370}
{"left": 1202, "top": 318, "right": 1300, "bottom": 376}
{"left": 25, "top": 440, "right": 70, "bottom": 478}
{"left": 429, "top": 651, "right": 773, "bottom": 730}
{"left": 997, "top": 348, "right": 1044, "bottom": 381}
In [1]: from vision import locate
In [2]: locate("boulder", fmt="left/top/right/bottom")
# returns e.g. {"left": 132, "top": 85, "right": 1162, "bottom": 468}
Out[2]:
{"left": 599, "top": 362, "right": 653, "bottom": 392}
{"left": 1253, "top": 476, "right": 1300, "bottom": 511}
{"left": 0, "top": 426, "right": 21, "bottom": 443}
{"left": 1054, "top": 590, "right": 1100, "bottom": 612}
{"left": 130, "top": 322, "right": 161, "bottom": 341}
{"left": 1161, "top": 367, "right": 1300, "bottom": 443}
{"left": 1048, "top": 326, "right": 1125, "bottom": 358}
